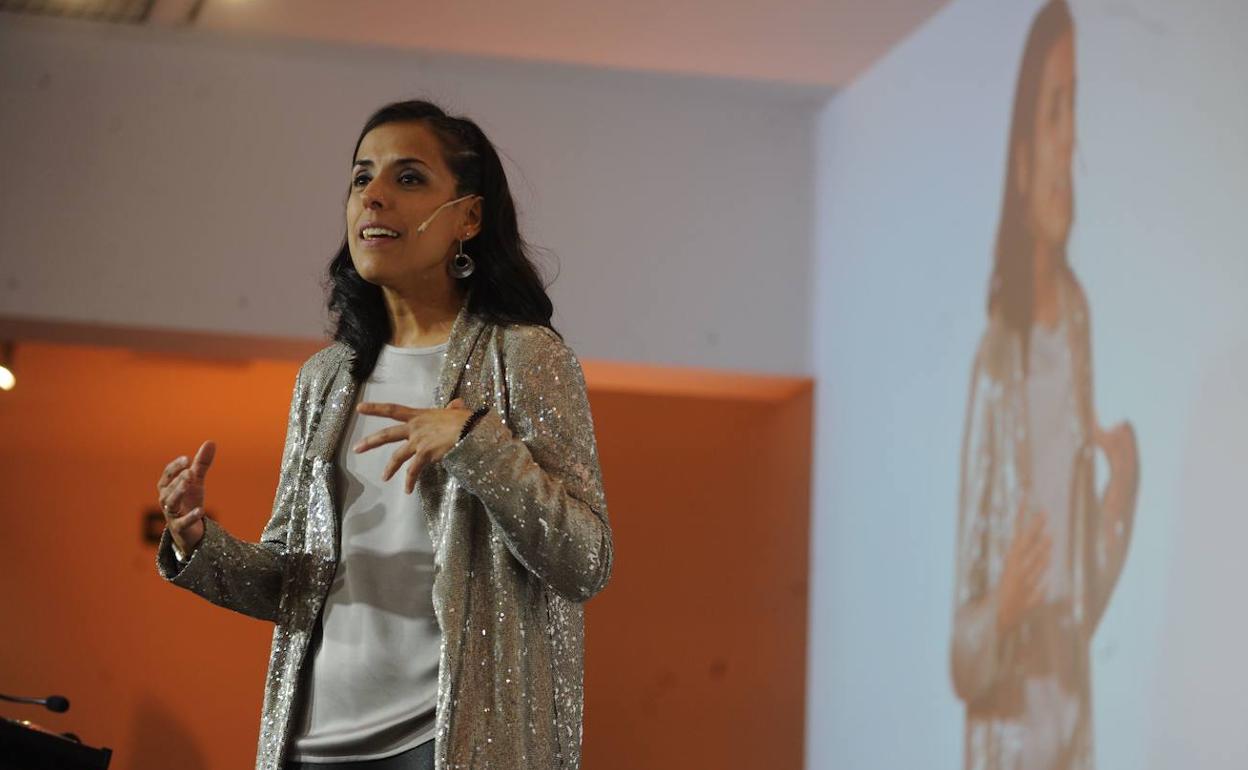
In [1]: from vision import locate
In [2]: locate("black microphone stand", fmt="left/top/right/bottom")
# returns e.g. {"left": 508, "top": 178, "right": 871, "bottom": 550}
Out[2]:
{"left": 1, "top": 690, "right": 111, "bottom": 769}
{"left": 0, "top": 693, "right": 70, "bottom": 713}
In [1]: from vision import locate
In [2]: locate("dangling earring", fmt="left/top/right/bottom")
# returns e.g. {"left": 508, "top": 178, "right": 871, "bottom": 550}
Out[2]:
{"left": 449, "top": 236, "right": 475, "bottom": 279}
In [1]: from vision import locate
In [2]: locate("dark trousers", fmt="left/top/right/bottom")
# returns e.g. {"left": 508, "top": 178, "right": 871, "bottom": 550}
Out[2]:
{"left": 284, "top": 740, "right": 435, "bottom": 770}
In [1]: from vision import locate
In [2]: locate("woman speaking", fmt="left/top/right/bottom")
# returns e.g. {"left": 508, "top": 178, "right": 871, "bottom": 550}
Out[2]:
{"left": 153, "top": 100, "right": 613, "bottom": 770}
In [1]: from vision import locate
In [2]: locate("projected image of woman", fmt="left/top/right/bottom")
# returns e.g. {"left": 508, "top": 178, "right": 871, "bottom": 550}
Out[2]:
{"left": 950, "top": 2, "right": 1139, "bottom": 769}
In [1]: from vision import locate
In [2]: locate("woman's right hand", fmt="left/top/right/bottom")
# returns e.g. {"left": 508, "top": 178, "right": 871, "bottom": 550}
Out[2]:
{"left": 156, "top": 441, "right": 216, "bottom": 559}
{"left": 995, "top": 505, "right": 1051, "bottom": 636}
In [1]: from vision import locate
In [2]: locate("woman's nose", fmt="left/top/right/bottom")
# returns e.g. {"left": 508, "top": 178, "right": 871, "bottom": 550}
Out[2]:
{"left": 361, "top": 180, "right": 388, "bottom": 209}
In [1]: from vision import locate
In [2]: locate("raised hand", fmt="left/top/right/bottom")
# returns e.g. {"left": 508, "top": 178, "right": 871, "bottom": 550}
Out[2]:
{"left": 155, "top": 440, "right": 216, "bottom": 558}
{"left": 995, "top": 504, "right": 1051, "bottom": 636}
{"left": 352, "top": 398, "right": 474, "bottom": 494}
{"left": 1096, "top": 422, "right": 1139, "bottom": 518}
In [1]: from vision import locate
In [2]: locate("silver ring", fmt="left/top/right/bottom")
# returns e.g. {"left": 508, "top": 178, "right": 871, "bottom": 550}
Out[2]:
{"left": 163, "top": 505, "right": 173, "bottom": 516}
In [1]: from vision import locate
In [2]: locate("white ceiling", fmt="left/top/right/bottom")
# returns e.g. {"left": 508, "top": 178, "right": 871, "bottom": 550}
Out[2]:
{"left": 155, "top": 0, "right": 950, "bottom": 88}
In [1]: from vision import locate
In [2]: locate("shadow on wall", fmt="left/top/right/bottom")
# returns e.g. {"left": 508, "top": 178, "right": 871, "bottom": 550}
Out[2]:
{"left": 129, "top": 695, "right": 208, "bottom": 770}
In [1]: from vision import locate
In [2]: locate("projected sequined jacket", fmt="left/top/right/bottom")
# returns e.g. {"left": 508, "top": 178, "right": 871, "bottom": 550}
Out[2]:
{"left": 950, "top": 276, "right": 1131, "bottom": 770}
{"left": 156, "top": 306, "right": 613, "bottom": 770}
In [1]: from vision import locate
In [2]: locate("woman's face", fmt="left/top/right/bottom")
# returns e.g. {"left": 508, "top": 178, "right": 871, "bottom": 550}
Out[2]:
{"left": 346, "top": 121, "right": 480, "bottom": 289}
{"left": 1025, "top": 30, "right": 1076, "bottom": 251}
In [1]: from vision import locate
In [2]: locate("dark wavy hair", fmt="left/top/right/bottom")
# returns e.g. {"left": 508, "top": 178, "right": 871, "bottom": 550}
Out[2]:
{"left": 327, "top": 100, "right": 556, "bottom": 381}
{"left": 987, "top": 0, "right": 1074, "bottom": 360}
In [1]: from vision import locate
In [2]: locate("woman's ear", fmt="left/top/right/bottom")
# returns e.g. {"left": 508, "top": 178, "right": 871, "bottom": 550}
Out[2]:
{"left": 462, "top": 196, "right": 484, "bottom": 239}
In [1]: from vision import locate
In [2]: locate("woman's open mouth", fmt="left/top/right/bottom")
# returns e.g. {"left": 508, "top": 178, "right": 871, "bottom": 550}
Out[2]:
{"left": 359, "top": 225, "right": 402, "bottom": 247}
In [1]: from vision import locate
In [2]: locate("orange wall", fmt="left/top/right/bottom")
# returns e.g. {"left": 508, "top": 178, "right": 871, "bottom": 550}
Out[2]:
{"left": 0, "top": 342, "right": 810, "bottom": 769}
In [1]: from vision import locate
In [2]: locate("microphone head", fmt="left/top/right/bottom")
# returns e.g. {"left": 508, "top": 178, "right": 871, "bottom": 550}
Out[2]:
{"left": 45, "top": 696, "right": 69, "bottom": 713}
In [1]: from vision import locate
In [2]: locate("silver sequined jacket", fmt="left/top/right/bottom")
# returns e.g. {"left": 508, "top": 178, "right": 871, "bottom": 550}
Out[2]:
{"left": 156, "top": 307, "right": 614, "bottom": 770}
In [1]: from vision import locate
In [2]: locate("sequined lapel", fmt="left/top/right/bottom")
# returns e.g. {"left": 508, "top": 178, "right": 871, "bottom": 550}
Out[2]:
{"left": 303, "top": 351, "right": 358, "bottom": 463}
{"left": 434, "top": 303, "right": 488, "bottom": 407}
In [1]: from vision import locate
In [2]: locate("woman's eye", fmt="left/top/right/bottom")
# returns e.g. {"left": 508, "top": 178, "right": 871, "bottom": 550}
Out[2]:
{"left": 399, "top": 172, "right": 423, "bottom": 185}
{"left": 352, "top": 173, "right": 370, "bottom": 187}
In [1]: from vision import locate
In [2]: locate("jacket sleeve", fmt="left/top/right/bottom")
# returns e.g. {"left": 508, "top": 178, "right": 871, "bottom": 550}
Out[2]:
{"left": 950, "top": 344, "right": 1006, "bottom": 704}
{"left": 441, "top": 327, "right": 613, "bottom": 603}
{"left": 154, "top": 360, "right": 312, "bottom": 623}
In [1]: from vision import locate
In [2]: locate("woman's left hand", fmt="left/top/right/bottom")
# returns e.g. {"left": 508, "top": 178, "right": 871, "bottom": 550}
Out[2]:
{"left": 1094, "top": 419, "right": 1140, "bottom": 544}
{"left": 353, "top": 398, "right": 473, "bottom": 493}
{"left": 1096, "top": 421, "right": 1139, "bottom": 491}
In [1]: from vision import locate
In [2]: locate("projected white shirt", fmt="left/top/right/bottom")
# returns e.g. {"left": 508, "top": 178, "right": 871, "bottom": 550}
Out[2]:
{"left": 1019, "top": 318, "right": 1081, "bottom": 770}
{"left": 1026, "top": 319, "right": 1078, "bottom": 603}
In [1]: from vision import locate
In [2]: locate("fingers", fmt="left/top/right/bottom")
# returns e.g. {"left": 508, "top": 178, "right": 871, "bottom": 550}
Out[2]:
{"left": 1105, "top": 420, "right": 1132, "bottom": 440}
{"left": 157, "top": 456, "right": 190, "bottom": 492}
{"left": 382, "top": 444, "right": 407, "bottom": 482}
{"left": 353, "top": 424, "right": 411, "bottom": 454}
{"left": 160, "top": 474, "right": 191, "bottom": 516}
{"left": 353, "top": 402, "right": 445, "bottom": 491}
{"left": 1007, "top": 508, "right": 1045, "bottom": 556}
{"left": 380, "top": 439, "right": 433, "bottom": 494}
{"left": 383, "top": 440, "right": 428, "bottom": 484}
{"left": 405, "top": 452, "right": 430, "bottom": 495}
{"left": 1097, "top": 422, "right": 1136, "bottom": 456}
{"left": 156, "top": 444, "right": 212, "bottom": 534}
{"left": 159, "top": 443, "right": 212, "bottom": 487}
{"left": 1023, "top": 571, "right": 1049, "bottom": 609}
{"left": 171, "top": 507, "right": 205, "bottom": 528}
{"left": 1000, "top": 507, "right": 1052, "bottom": 616}
{"left": 1117, "top": 422, "right": 1139, "bottom": 461}
{"left": 446, "top": 398, "right": 466, "bottom": 410}
{"left": 1016, "top": 519, "right": 1051, "bottom": 612}
{"left": 189, "top": 441, "right": 216, "bottom": 482}
{"left": 1013, "top": 510, "right": 1048, "bottom": 558}
{"left": 1020, "top": 510, "right": 1051, "bottom": 565}
{"left": 356, "top": 402, "right": 415, "bottom": 421}
{"left": 160, "top": 468, "right": 192, "bottom": 499}
{"left": 168, "top": 507, "right": 206, "bottom": 541}
{"left": 1021, "top": 534, "right": 1051, "bottom": 589}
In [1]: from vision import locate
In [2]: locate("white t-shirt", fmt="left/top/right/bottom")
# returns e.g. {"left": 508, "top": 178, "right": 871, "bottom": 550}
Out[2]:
{"left": 287, "top": 341, "right": 447, "bottom": 763}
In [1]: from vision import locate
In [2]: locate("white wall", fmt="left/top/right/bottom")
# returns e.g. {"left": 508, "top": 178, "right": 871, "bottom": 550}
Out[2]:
{"left": 808, "top": 0, "right": 1248, "bottom": 768}
{"left": 0, "top": 14, "right": 823, "bottom": 374}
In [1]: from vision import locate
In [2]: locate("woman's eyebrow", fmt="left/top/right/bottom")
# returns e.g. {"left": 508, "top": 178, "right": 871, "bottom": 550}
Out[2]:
{"left": 352, "top": 157, "right": 432, "bottom": 170}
